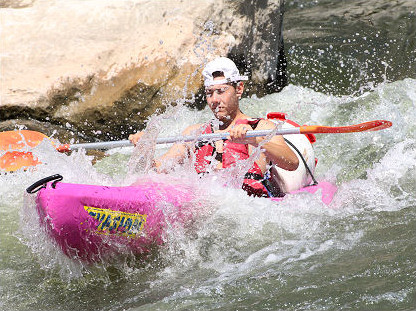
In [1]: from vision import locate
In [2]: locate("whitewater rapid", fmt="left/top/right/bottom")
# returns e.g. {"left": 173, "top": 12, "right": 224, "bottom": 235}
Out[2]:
{"left": 1, "top": 78, "right": 415, "bottom": 310}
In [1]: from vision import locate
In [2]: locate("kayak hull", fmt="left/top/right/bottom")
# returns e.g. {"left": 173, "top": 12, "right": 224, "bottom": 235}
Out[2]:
{"left": 32, "top": 179, "right": 337, "bottom": 263}
{"left": 35, "top": 180, "right": 197, "bottom": 262}
{"left": 271, "top": 181, "right": 337, "bottom": 205}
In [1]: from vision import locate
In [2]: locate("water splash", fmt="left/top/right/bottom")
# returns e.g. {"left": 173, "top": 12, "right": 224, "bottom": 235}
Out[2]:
{"left": 2, "top": 78, "right": 415, "bottom": 310}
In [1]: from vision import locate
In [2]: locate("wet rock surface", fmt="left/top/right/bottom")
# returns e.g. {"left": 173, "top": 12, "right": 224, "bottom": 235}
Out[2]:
{"left": 1, "top": 0, "right": 414, "bottom": 141}
{"left": 0, "top": 0, "right": 286, "bottom": 140}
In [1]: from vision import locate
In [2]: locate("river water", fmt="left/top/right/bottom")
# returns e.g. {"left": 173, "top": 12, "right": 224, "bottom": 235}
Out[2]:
{"left": 1, "top": 1, "right": 416, "bottom": 310}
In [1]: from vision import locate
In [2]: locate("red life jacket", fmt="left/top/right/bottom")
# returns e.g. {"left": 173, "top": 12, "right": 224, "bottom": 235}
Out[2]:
{"left": 194, "top": 119, "right": 269, "bottom": 197}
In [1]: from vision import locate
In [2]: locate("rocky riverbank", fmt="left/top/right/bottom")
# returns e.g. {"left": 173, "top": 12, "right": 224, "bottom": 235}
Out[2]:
{"left": 0, "top": 0, "right": 285, "bottom": 140}
{"left": 1, "top": 0, "right": 414, "bottom": 141}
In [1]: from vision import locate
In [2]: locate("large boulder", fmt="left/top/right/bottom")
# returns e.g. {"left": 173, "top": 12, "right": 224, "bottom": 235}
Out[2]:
{"left": 0, "top": 0, "right": 286, "bottom": 140}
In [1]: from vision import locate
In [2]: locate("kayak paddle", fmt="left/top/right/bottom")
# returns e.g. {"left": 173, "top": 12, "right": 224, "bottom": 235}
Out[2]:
{"left": 0, "top": 130, "right": 50, "bottom": 172}
{"left": 56, "top": 119, "right": 392, "bottom": 151}
{"left": 0, "top": 120, "right": 392, "bottom": 171}
{"left": 0, "top": 130, "right": 50, "bottom": 151}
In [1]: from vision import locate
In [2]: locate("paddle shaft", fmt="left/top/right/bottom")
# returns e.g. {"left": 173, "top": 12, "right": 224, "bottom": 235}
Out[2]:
{"left": 57, "top": 120, "right": 392, "bottom": 151}
{"left": 59, "top": 129, "right": 285, "bottom": 151}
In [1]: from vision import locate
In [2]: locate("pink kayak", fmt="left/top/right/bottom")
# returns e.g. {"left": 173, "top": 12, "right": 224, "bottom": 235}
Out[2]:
{"left": 27, "top": 174, "right": 199, "bottom": 262}
{"left": 26, "top": 174, "right": 337, "bottom": 263}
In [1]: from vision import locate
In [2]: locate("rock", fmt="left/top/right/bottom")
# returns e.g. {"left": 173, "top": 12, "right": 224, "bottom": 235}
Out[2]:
{"left": 0, "top": 0, "right": 285, "bottom": 140}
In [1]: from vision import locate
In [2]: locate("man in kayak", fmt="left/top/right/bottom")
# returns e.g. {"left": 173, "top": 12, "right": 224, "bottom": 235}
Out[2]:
{"left": 129, "top": 57, "right": 299, "bottom": 197}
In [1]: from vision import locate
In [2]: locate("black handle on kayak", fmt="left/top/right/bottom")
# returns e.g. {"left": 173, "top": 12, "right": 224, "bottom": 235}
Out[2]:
{"left": 26, "top": 174, "right": 63, "bottom": 194}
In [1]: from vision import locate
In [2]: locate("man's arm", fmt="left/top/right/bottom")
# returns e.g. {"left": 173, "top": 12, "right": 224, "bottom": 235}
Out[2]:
{"left": 129, "top": 124, "right": 204, "bottom": 172}
{"left": 228, "top": 119, "right": 299, "bottom": 171}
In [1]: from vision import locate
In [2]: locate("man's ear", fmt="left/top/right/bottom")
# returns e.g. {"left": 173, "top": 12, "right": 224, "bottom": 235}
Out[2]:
{"left": 236, "top": 82, "right": 244, "bottom": 99}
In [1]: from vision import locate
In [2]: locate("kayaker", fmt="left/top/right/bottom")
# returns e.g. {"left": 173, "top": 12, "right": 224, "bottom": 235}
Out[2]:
{"left": 129, "top": 57, "right": 299, "bottom": 197}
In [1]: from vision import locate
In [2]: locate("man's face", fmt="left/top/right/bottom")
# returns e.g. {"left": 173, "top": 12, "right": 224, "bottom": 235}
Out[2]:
{"left": 205, "top": 77, "right": 243, "bottom": 121}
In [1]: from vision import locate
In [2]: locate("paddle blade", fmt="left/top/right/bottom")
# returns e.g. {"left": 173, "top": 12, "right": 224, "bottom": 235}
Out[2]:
{"left": 299, "top": 120, "right": 392, "bottom": 134}
{"left": 0, "top": 130, "right": 49, "bottom": 151}
{"left": 0, "top": 130, "right": 50, "bottom": 171}
{"left": 0, "top": 151, "right": 41, "bottom": 172}
{"left": 362, "top": 120, "right": 393, "bottom": 131}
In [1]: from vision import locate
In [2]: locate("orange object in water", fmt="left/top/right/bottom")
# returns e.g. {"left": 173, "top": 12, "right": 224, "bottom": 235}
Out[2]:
{"left": 0, "top": 130, "right": 49, "bottom": 172}
{"left": 0, "top": 151, "right": 42, "bottom": 172}
{"left": 0, "top": 130, "right": 49, "bottom": 151}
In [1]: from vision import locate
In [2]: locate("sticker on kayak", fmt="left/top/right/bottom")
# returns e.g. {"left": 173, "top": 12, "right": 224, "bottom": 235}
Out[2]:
{"left": 84, "top": 206, "right": 147, "bottom": 237}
